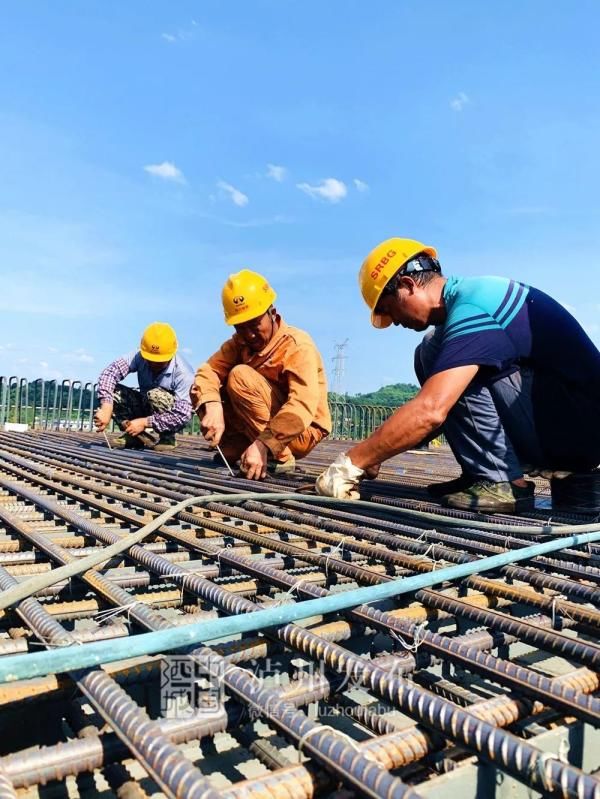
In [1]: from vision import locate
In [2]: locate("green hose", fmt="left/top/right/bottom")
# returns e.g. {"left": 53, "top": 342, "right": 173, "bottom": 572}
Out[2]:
{"left": 1, "top": 517, "right": 600, "bottom": 683}
{"left": 0, "top": 492, "right": 298, "bottom": 611}
{"left": 1, "top": 488, "right": 597, "bottom": 614}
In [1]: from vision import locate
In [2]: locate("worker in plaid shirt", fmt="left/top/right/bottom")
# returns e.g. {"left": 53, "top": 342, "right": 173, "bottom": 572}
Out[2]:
{"left": 94, "top": 322, "right": 194, "bottom": 451}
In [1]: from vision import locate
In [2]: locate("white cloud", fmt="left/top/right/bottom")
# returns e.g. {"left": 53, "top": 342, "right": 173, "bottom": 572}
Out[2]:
{"left": 144, "top": 161, "right": 186, "bottom": 184}
{"left": 38, "top": 361, "right": 63, "bottom": 381}
{"left": 161, "top": 23, "right": 198, "bottom": 44}
{"left": 196, "top": 210, "right": 293, "bottom": 228}
{"left": 353, "top": 178, "right": 369, "bottom": 192}
{"left": 450, "top": 92, "right": 470, "bottom": 112}
{"left": 266, "top": 164, "right": 287, "bottom": 182}
{"left": 297, "top": 177, "right": 347, "bottom": 204}
{"left": 181, "top": 346, "right": 193, "bottom": 355}
{"left": 0, "top": 212, "right": 129, "bottom": 319}
{"left": 219, "top": 214, "right": 292, "bottom": 228}
{"left": 217, "top": 180, "right": 249, "bottom": 207}
{"left": 64, "top": 348, "right": 94, "bottom": 364}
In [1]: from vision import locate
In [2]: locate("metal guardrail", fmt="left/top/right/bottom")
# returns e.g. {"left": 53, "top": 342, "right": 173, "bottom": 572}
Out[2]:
{"left": 0, "top": 376, "right": 97, "bottom": 432}
{"left": 0, "top": 376, "right": 444, "bottom": 443}
{"left": 329, "top": 400, "right": 446, "bottom": 446}
{"left": 0, "top": 376, "right": 207, "bottom": 435}
{"left": 329, "top": 400, "right": 397, "bottom": 439}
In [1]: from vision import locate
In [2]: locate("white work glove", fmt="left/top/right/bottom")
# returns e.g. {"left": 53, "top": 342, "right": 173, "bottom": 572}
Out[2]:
{"left": 315, "top": 453, "right": 365, "bottom": 500}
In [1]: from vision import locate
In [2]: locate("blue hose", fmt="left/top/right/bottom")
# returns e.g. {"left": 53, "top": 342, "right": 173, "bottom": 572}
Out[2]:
{"left": 1, "top": 525, "right": 599, "bottom": 684}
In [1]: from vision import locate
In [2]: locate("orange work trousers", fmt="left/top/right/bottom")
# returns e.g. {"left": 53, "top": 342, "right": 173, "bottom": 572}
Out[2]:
{"left": 219, "top": 365, "right": 326, "bottom": 463}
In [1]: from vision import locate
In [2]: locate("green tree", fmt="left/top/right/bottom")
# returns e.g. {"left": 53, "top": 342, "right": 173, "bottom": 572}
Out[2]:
{"left": 329, "top": 382, "right": 419, "bottom": 407}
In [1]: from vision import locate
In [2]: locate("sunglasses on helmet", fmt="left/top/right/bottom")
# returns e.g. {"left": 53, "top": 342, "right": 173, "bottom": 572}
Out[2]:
{"left": 379, "top": 254, "right": 441, "bottom": 298}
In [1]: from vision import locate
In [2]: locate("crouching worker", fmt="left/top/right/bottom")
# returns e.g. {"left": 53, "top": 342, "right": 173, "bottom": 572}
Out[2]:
{"left": 191, "top": 270, "right": 331, "bottom": 479}
{"left": 316, "top": 238, "right": 600, "bottom": 513}
{"left": 94, "top": 322, "right": 194, "bottom": 451}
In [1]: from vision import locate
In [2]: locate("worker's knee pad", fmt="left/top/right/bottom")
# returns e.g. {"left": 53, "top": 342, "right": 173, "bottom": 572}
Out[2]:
{"left": 146, "top": 387, "right": 175, "bottom": 413}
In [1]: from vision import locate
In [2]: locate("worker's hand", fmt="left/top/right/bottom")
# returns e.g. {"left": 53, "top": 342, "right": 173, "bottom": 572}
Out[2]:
{"left": 315, "top": 453, "right": 365, "bottom": 500}
{"left": 200, "top": 402, "right": 225, "bottom": 446}
{"left": 94, "top": 403, "right": 113, "bottom": 432}
{"left": 364, "top": 463, "right": 381, "bottom": 480}
{"left": 124, "top": 417, "right": 149, "bottom": 437}
{"left": 240, "top": 440, "right": 269, "bottom": 481}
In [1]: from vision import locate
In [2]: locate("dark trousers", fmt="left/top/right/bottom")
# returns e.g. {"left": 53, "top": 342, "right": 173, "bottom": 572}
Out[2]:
{"left": 112, "top": 384, "right": 181, "bottom": 439}
{"left": 415, "top": 327, "right": 600, "bottom": 480}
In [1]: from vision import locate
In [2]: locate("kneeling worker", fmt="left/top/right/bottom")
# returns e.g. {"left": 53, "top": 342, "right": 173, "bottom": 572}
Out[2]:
{"left": 317, "top": 238, "right": 600, "bottom": 513}
{"left": 94, "top": 322, "right": 194, "bottom": 451}
{"left": 191, "top": 270, "right": 331, "bottom": 479}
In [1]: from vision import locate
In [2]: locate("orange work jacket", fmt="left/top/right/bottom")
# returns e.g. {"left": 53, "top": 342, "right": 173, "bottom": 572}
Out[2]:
{"left": 191, "top": 319, "right": 332, "bottom": 456}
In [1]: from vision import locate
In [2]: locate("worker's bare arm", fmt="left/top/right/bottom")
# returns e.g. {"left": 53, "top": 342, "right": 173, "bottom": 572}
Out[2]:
{"left": 347, "top": 365, "right": 479, "bottom": 470}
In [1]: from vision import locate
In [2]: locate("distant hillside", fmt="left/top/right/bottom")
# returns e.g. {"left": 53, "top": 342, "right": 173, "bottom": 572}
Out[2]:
{"left": 329, "top": 382, "right": 419, "bottom": 407}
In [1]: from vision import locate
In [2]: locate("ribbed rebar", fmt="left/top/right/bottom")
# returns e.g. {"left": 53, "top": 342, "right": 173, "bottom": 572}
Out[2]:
{"left": 1, "top": 431, "right": 600, "bottom": 798}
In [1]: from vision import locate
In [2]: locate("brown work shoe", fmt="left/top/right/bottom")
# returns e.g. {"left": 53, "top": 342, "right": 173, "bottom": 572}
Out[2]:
{"left": 267, "top": 456, "right": 296, "bottom": 476}
{"left": 442, "top": 479, "right": 535, "bottom": 514}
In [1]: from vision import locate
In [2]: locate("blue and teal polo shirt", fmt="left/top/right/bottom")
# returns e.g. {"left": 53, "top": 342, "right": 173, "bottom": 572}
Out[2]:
{"left": 431, "top": 276, "right": 600, "bottom": 398}
{"left": 429, "top": 275, "right": 600, "bottom": 467}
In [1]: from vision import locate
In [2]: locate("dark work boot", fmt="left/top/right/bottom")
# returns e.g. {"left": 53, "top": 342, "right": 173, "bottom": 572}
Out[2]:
{"left": 551, "top": 470, "right": 600, "bottom": 511}
{"left": 117, "top": 421, "right": 159, "bottom": 450}
{"left": 112, "top": 433, "right": 144, "bottom": 450}
{"left": 442, "top": 479, "right": 535, "bottom": 514}
{"left": 427, "top": 473, "right": 475, "bottom": 499}
{"left": 137, "top": 430, "right": 159, "bottom": 449}
{"left": 154, "top": 433, "right": 178, "bottom": 452}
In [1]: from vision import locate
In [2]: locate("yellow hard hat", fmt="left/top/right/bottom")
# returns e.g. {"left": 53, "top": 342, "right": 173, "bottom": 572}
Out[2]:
{"left": 358, "top": 237, "right": 437, "bottom": 328}
{"left": 222, "top": 269, "right": 277, "bottom": 325}
{"left": 139, "top": 322, "right": 178, "bottom": 362}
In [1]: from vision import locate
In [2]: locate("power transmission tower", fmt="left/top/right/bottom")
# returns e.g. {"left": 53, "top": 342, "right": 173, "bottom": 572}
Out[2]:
{"left": 332, "top": 339, "right": 349, "bottom": 397}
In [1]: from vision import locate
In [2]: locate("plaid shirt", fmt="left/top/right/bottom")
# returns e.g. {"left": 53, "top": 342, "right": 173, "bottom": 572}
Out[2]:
{"left": 98, "top": 352, "right": 194, "bottom": 433}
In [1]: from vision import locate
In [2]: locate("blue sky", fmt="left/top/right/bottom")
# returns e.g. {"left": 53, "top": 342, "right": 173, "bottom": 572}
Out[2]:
{"left": 1, "top": 1, "right": 599, "bottom": 394}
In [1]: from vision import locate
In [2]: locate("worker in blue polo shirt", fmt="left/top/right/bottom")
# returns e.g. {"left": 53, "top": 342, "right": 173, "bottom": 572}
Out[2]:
{"left": 316, "top": 237, "right": 600, "bottom": 513}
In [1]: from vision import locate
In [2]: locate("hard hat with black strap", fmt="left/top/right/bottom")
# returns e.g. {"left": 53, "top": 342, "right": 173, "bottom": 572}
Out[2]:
{"left": 358, "top": 237, "right": 439, "bottom": 328}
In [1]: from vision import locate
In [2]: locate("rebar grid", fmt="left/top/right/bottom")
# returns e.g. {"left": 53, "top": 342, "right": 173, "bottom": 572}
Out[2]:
{"left": 0, "top": 430, "right": 598, "bottom": 799}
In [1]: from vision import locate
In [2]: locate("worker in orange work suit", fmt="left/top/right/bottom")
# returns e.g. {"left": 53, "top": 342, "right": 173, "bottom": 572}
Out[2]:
{"left": 191, "top": 270, "right": 332, "bottom": 480}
